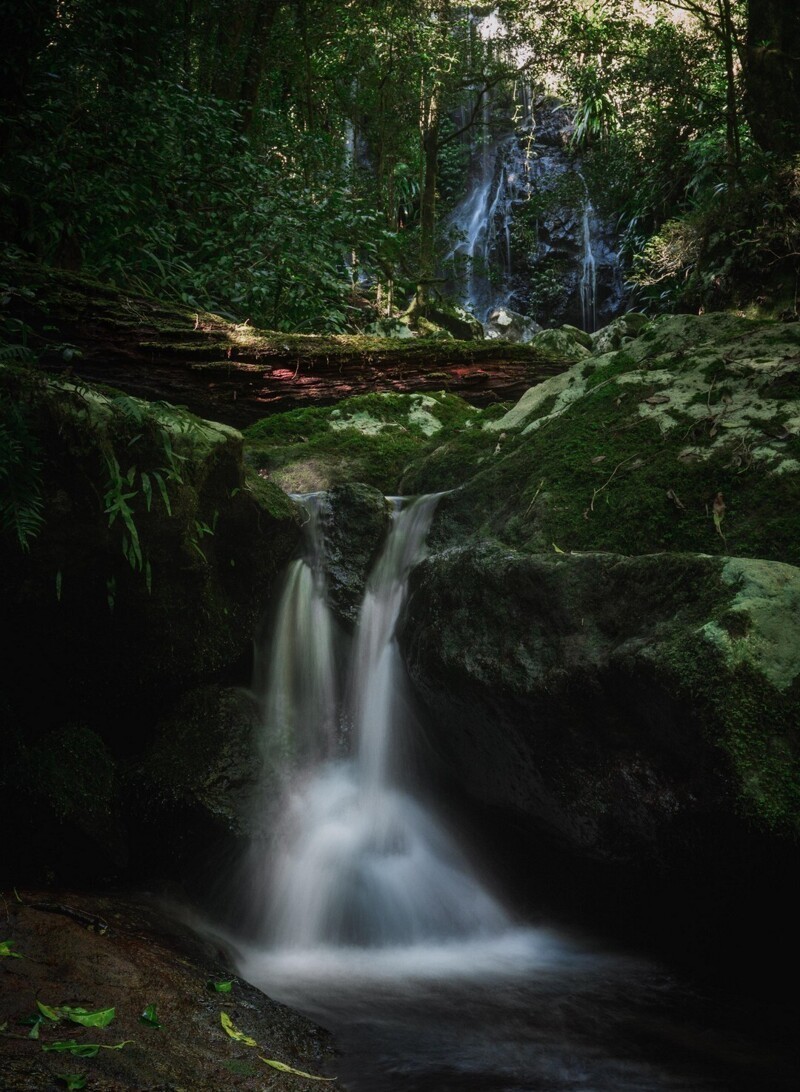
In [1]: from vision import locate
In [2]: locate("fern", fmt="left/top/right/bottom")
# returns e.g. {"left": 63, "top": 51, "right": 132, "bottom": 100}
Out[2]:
{"left": 0, "top": 396, "right": 45, "bottom": 551}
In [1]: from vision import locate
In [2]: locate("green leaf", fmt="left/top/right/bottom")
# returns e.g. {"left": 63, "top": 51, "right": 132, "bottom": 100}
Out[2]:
{"left": 140, "top": 471, "right": 152, "bottom": 511}
{"left": 61, "top": 1005, "right": 116, "bottom": 1028}
{"left": 259, "top": 1056, "right": 336, "bottom": 1081}
{"left": 207, "top": 979, "right": 233, "bottom": 993}
{"left": 0, "top": 939, "right": 23, "bottom": 958}
{"left": 29, "top": 1018, "right": 42, "bottom": 1039}
{"left": 43, "top": 1039, "right": 132, "bottom": 1057}
{"left": 36, "top": 1001, "right": 60, "bottom": 1021}
{"left": 220, "top": 1012, "right": 257, "bottom": 1047}
{"left": 140, "top": 1003, "right": 162, "bottom": 1029}
{"left": 57, "top": 1076, "right": 87, "bottom": 1090}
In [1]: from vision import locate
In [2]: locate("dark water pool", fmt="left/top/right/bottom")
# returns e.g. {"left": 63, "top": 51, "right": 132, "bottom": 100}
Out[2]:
{"left": 240, "top": 927, "right": 797, "bottom": 1091}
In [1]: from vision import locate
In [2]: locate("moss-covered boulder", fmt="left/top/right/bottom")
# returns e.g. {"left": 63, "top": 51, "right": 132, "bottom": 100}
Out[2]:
{"left": 402, "top": 547, "right": 800, "bottom": 860}
{"left": 244, "top": 389, "right": 489, "bottom": 494}
{"left": 0, "top": 723, "right": 127, "bottom": 885}
{"left": 131, "top": 685, "right": 264, "bottom": 889}
{"left": 406, "top": 312, "right": 800, "bottom": 565}
{"left": 0, "top": 366, "right": 300, "bottom": 883}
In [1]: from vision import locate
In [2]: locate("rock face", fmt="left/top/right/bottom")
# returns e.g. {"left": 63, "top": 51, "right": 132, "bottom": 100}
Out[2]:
{"left": 402, "top": 547, "right": 800, "bottom": 862}
{"left": 0, "top": 891, "right": 340, "bottom": 1091}
{"left": 0, "top": 366, "right": 301, "bottom": 886}
{"left": 319, "top": 483, "right": 392, "bottom": 626}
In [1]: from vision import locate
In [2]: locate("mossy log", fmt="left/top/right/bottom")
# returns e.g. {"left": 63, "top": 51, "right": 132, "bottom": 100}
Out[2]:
{"left": 4, "top": 260, "right": 568, "bottom": 426}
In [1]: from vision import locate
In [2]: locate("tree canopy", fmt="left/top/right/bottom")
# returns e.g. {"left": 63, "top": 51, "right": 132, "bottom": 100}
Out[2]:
{"left": 1, "top": 1, "right": 798, "bottom": 329}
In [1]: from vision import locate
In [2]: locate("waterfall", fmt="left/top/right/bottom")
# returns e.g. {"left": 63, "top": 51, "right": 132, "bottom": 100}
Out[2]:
{"left": 233, "top": 492, "right": 773, "bottom": 1090}
{"left": 254, "top": 493, "right": 508, "bottom": 951}
{"left": 579, "top": 195, "right": 599, "bottom": 333}
{"left": 444, "top": 98, "right": 624, "bottom": 333}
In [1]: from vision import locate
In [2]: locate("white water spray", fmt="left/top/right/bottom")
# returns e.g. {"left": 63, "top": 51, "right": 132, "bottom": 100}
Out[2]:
{"left": 255, "top": 493, "right": 508, "bottom": 951}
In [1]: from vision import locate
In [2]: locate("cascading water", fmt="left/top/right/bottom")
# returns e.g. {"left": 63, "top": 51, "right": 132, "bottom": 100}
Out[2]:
{"left": 258, "top": 493, "right": 508, "bottom": 950}
{"left": 578, "top": 182, "right": 599, "bottom": 333}
{"left": 231, "top": 490, "right": 779, "bottom": 1090}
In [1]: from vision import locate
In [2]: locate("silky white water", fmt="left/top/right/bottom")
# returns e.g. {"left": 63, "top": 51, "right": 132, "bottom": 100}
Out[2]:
{"left": 236, "top": 492, "right": 773, "bottom": 1091}
{"left": 252, "top": 493, "right": 509, "bottom": 950}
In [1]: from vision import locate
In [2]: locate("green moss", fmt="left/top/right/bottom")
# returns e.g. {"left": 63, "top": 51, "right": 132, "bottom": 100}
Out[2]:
{"left": 660, "top": 633, "right": 800, "bottom": 834}
{"left": 244, "top": 391, "right": 484, "bottom": 494}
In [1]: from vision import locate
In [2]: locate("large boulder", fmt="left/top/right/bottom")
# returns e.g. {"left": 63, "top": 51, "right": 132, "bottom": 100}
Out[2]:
{"left": 406, "top": 312, "right": 800, "bottom": 566}
{"left": 402, "top": 547, "right": 800, "bottom": 861}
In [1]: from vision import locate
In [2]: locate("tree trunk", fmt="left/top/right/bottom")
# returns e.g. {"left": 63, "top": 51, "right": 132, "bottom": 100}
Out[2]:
{"left": 416, "top": 82, "right": 440, "bottom": 309}
{"left": 239, "top": 0, "right": 282, "bottom": 131}
{"left": 744, "top": 0, "right": 800, "bottom": 157}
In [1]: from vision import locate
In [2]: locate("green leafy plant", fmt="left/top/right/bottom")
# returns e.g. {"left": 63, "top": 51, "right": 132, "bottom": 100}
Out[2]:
{"left": 0, "top": 395, "right": 45, "bottom": 551}
{"left": 0, "top": 939, "right": 23, "bottom": 958}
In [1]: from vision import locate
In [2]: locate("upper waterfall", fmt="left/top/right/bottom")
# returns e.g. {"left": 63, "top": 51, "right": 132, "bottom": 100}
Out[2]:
{"left": 444, "top": 99, "right": 625, "bottom": 334}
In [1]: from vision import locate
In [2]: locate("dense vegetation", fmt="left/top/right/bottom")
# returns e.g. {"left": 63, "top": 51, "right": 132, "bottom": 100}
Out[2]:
{"left": 2, "top": 1, "right": 798, "bottom": 334}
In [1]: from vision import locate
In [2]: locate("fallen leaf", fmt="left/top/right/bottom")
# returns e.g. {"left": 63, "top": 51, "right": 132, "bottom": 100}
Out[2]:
{"left": 644, "top": 394, "right": 670, "bottom": 404}
{"left": 140, "top": 1004, "right": 162, "bottom": 1029}
{"left": 260, "top": 1056, "right": 336, "bottom": 1081}
{"left": 61, "top": 1006, "right": 116, "bottom": 1029}
{"left": 591, "top": 455, "right": 606, "bottom": 464}
{"left": 221, "top": 1012, "right": 257, "bottom": 1047}
{"left": 207, "top": 979, "right": 234, "bottom": 994}
{"left": 552, "top": 543, "right": 565, "bottom": 553}
{"left": 57, "top": 1076, "right": 87, "bottom": 1090}
{"left": 666, "top": 488, "right": 686, "bottom": 509}
{"left": 42, "top": 1040, "right": 133, "bottom": 1057}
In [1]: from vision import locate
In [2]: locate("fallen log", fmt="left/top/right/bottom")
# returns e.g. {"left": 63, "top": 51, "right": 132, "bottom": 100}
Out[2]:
{"left": 3, "top": 261, "right": 569, "bottom": 426}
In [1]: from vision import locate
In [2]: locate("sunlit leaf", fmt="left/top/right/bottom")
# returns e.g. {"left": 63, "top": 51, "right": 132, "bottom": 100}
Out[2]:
{"left": 37, "top": 1001, "right": 60, "bottom": 1021}
{"left": 259, "top": 1056, "right": 336, "bottom": 1081}
{"left": 220, "top": 1012, "right": 257, "bottom": 1046}
{"left": 61, "top": 1005, "right": 116, "bottom": 1028}
{"left": 207, "top": 979, "right": 233, "bottom": 993}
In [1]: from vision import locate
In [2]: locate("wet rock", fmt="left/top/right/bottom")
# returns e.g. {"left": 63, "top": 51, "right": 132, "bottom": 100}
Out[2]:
{"left": 131, "top": 686, "right": 265, "bottom": 888}
{"left": 320, "top": 483, "right": 393, "bottom": 625}
{"left": 402, "top": 547, "right": 800, "bottom": 860}
{"left": 486, "top": 308, "right": 542, "bottom": 342}
{"left": 0, "top": 891, "right": 341, "bottom": 1090}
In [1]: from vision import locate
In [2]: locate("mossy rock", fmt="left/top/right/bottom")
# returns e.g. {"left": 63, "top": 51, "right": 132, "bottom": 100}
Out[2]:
{"left": 0, "top": 365, "right": 301, "bottom": 748}
{"left": 405, "top": 312, "right": 800, "bottom": 566}
{"left": 0, "top": 724, "right": 126, "bottom": 885}
{"left": 402, "top": 547, "right": 800, "bottom": 856}
{"left": 244, "top": 389, "right": 482, "bottom": 494}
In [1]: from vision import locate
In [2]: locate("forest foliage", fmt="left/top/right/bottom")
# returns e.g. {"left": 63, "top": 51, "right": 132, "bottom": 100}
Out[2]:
{"left": 1, "top": 0, "right": 798, "bottom": 331}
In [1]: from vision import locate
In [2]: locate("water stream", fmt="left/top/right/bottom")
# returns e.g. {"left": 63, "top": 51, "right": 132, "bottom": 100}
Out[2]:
{"left": 237, "top": 493, "right": 795, "bottom": 1090}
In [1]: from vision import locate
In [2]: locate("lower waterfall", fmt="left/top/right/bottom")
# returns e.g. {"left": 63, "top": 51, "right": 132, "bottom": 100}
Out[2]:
{"left": 235, "top": 493, "right": 786, "bottom": 1091}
